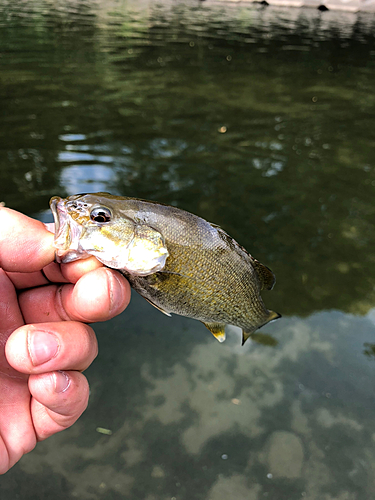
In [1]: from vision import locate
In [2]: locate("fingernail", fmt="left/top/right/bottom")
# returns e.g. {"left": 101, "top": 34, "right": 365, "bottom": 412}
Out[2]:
{"left": 106, "top": 270, "right": 125, "bottom": 314}
{"left": 53, "top": 371, "right": 70, "bottom": 393}
{"left": 28, "top": 330, "right": 59, "bottom": 366}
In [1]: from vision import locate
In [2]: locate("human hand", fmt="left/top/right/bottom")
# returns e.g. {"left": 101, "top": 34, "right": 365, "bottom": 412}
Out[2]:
{"left": 0, "top": 207, "right": 130, "bottom": 474}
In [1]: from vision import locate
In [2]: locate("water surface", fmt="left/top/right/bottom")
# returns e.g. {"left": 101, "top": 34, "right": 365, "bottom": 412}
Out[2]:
{"left": 1, "top": 1, "right": 375, "bottom": 499}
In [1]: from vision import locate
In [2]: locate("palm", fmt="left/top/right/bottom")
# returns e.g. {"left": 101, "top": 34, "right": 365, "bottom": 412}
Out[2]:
{"left": 0, "top": 270, "right": 38, "bottom": 471}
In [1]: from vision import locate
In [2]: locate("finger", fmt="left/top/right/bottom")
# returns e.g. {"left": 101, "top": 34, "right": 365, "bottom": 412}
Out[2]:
{"left": 6, "top": 263, "right": 71, "bottom": 290}
{"left": 19, "top": 268, "right": 131, "bottom": 324}
{"left": 6, "top": 271, "right": 49, "bottom": 290}
{"left": 0, "top": 269, "right": 24, "bottom": 336}
{"left": 60, "top": 256, "right": 104, "bottom": 284}
{"left": 42, "top": 257, "right": 104, "bottom": 285}
{"left": 0, "top": 375, "right": 36, "bottom": 474}
{"left": 29, "top": 370, "right": 90, "bottom": 441}
{"left": 0, "top": 208, "right": 54, "bottom": 272}
{"left": 44, "top": 222, "right": 55, "bottom": 233}
{"left": 6, "top": 259, "right": 106, "bottom": 290}
{"left": 0, "top": 270, "right": 27, "bottom": 379}
{"left": 42, "top": 262, "right": 70, "bottom": 284}
{"left": 6, "top": 322, "right": 98, "bottom": 374}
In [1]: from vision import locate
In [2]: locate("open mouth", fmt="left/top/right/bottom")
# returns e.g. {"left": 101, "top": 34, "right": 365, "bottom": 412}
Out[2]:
{"left": 49, "top": 196, "right": 86, "bottom": 263}
{"left": 50, "top": 197, "right": 71, "bottom": 255}
{"left": 50, "top": 196, "right": 63, "bottom": 237}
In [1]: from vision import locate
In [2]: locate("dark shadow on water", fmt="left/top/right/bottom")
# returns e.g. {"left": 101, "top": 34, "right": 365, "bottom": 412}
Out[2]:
{"left": 251, "top": 333, "right": 279, "bottom": 347}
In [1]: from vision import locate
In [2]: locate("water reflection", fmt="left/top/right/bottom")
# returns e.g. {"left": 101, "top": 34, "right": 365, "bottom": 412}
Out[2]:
{"left": 1, "top": 1, "right": 375, "bottom": 499}
{"left": 59, "top": 164, "right": 117, "bottom": 194}
{"left": 13, "top": 299, "right": 375, "bottom": 499}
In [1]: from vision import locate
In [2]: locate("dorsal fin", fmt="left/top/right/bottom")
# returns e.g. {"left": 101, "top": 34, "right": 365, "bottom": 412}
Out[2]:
{"left": 251, "top": 259, "right": 276, "bottom": 290}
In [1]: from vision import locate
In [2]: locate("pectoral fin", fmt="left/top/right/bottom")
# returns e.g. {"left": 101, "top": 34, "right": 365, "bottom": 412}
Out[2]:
{"left": 144, "top": 297, "right": 172, "bottom": 317}
{"left": 202, "top": 322, "right": 226, "bottom": 343}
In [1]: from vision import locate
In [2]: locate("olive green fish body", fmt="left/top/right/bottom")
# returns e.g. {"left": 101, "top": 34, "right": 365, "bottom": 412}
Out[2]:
{"left": 50, "top": 193, "right": 280, "bottom": 344}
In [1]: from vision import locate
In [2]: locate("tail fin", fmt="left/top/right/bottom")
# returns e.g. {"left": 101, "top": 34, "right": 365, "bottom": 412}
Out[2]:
{"left": 242, "top": 310, "right": 281, "bottom": 346}
{"left": 266, "top": 310, "right": 282, "bottom": 323}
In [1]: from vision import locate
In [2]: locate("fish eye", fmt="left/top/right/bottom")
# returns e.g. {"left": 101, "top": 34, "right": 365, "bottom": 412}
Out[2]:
{"left": 90, "top": 206, "right": 112, "bottom": 223}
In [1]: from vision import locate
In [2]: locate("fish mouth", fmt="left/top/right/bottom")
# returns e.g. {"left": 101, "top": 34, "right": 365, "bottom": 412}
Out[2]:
{"left": 50, "top": 196, "right": 64, "bottom": 239}
{"left": 49, "top": 196, "right": 87, "bottom": 263}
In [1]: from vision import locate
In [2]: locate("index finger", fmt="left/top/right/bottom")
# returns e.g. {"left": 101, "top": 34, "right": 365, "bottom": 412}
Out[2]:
{"left": 0, "top": 207, "right": 55, "bottom": 272}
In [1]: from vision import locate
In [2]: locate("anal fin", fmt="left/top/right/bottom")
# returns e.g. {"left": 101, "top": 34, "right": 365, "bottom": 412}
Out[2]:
{"left": 144, "top": 297, "right": 172, "bottom": 317}
{"left": 202, "top": 322, "right": 226, "bottom": 343}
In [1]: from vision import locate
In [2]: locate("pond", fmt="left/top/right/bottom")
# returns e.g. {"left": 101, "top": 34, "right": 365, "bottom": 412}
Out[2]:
{"left": 1, "top": 0, "right": 375, "bottom": 499}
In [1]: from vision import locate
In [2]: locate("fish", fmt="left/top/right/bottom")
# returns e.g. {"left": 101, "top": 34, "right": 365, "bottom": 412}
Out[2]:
{"left": 50, "top": 193, "right": 280, "bottom": 345}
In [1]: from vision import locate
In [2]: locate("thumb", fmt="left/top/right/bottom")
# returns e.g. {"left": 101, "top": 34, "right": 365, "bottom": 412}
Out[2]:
{"left": 0, "top": 207, "right": 55, "bottom": 272}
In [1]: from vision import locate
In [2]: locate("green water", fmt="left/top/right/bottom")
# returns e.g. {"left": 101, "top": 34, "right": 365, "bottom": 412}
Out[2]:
{"left": 1, "top": 1, "right": 375, "bottom": 499}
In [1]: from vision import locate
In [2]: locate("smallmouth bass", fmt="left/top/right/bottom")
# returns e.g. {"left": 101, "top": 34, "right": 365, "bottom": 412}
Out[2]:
{"left": 50, "top": 193, "right": 280, "bottom": 345}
